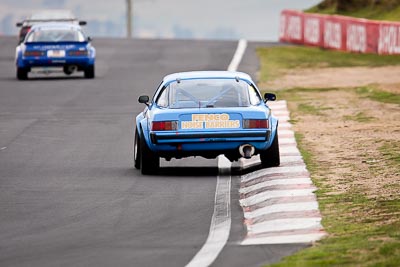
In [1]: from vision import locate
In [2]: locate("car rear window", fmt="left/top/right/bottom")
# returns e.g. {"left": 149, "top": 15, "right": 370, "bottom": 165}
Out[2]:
{"left": 156, "top": 79, "right": 261, "bottom": 109}
{"left": 26, "top": 29, "right": 85, "bottom": 42}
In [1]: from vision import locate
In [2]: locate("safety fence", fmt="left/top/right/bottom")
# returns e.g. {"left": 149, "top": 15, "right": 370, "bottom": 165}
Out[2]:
{"left": 280, "top": 9, "right": 400, "bottom": 55}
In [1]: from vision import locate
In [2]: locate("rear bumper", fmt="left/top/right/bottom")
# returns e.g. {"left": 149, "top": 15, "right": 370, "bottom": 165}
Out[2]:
{"left": 147, "top": 129, "right": 272, "bottom": 158}
{"left": 149, "top": 139, "right": 273, "bottom": 160}
{"left": 18, "top": 57, "right": 93, "bottom": 68}
{"left": 150, "top": 130, "right": 269, "bottom": 144}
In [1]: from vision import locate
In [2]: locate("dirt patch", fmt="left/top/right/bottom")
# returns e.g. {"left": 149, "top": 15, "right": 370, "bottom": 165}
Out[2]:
{"left": 275, "top": 66, "right": 400, "bottom": 200}
{"left": 266, "top": 66, "right": 400, "bottom": 94}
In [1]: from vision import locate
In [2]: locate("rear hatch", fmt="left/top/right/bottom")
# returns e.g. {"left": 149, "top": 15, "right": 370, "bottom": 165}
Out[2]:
{"left": 151, "top": 108, "right": 269, "bottom": 144}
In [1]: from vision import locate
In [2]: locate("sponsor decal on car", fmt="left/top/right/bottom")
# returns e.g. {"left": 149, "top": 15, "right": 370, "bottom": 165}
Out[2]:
{"left": 181, "top": 113, "right": 240, "bottom": 129}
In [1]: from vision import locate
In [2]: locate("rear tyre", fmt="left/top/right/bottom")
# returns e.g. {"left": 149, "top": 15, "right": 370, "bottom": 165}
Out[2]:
{"left": 260, "top": 130, "right": 280, "bottom": 168}
{"left": 133, "top": 128, "right": 141, "bottom": 169}
{"left": 16, "top": 67, "right": 28, "bottom": 80}
{"left": 84, "top": 65, "right": 95, "bottom": 79}
{"left": 140, "top": 131, "right": 160, "bottom": 175}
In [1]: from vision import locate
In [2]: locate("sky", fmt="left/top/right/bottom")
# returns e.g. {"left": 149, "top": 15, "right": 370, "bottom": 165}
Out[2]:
{"left": 0, "top": 0, "right": 321, "bottom": 41}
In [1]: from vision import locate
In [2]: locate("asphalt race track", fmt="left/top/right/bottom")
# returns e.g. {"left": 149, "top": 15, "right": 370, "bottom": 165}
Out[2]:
{"left": 0, "top": 36, "right": 307, "bottom": 267}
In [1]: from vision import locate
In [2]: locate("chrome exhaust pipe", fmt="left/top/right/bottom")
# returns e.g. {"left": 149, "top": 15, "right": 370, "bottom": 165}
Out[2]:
{"left": 239, "top": 144, "right": 255, "bottom": 159}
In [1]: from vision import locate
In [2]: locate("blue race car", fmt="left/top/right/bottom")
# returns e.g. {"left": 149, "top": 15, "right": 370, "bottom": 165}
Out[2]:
{"left": 15, "top": 23, "right": 95, "bottom": 80}
{"left": 134, "top": 71, "right": 280, "bottom": 175}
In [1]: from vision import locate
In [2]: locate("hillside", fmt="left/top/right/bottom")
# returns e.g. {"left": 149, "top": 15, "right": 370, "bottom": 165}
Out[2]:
{"left": 307, "top": 0, "right": 400, "bottom": 21}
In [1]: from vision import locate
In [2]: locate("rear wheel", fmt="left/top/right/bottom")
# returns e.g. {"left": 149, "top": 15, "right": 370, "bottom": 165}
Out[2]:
{"left": 84, "top": 65, "right": 95, "bottom": 79}
{"left": 140, "top": 131, "right": 160, "bottom": 175}
{"left": 16, "top": 67, "right": 28, "bottom": 80}
{"left": 133, "top": 128, "right": 140, "bottom": 169}
{"left": 260, "top": 130, "right": 280, "bottom": 168}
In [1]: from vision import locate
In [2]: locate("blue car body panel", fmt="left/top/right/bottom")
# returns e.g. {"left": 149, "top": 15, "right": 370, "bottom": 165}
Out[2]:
{"left": 136, "top": 71, "right": 278, "bottom": 161}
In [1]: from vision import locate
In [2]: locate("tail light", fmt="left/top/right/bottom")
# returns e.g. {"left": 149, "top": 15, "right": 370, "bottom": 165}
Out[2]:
{"left": 152, "top": 121, "right": 178, "bottom": 131}
{"left": 68, "top": 50, "right": 88, "bottom": 56}
{"left": 243, "top": 119, "right": 269, "bottom": 129}
{"left": 21, "top": 27, "right": 31, "bottom": 35}
{"left": 24, "top": 50, "right": 45, "bottom": 56}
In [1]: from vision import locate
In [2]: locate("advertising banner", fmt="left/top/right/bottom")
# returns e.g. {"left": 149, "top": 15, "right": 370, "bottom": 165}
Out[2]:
{"left": 280, "top": 10, "right": 400, "bottom": 55}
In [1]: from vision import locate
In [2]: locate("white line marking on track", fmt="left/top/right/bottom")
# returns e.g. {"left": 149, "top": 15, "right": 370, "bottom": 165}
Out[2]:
{"left": 280, "top": 155, "right": 305, "bottom": 163}
{"left": 279, "top": 138, "right": 297, "bottom": 145}
{"left": 272, "top": 111, "right": 290, "bottom": 116}
{"left": 240, "top": 189, "right": 316, "bottom": 207}
{"left": 268, "top": 100, "right": 288, "bottom": 109}
{"left": 186, "top": 38, "right": 247, "bottom": 267}
{"left": 227, "top": 39, "right": 247, "bottom": 72}
{"left": 276, "top": 116, "right": 291, "bottom": 121}
{"left": 240, "top": 178, "right": 312, "bottom": 194}
{"left": 280, "top": 147, "right": 302, "bottom": 156}
{"left": 279, "top": 130, "right": 295, "bottom": 136}
{"left": 218, "top": 155, "right": 232, "bottom": 174}
{"left": 244, "top": 202, "right": 319, "bottom": 219}
{"left": 242, "top": 233, "right": 326, "bottom": 245}
{"left": 186, "top": 175, "right": 231, "bottom": 267}
{"left": 248, "top": 217, "right": 322, "bottom": 234}
{"left": 242, "top": 166, "right": 308, "bottom": 182}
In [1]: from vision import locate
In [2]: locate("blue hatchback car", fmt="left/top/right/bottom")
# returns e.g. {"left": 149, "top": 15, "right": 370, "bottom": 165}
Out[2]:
{"left": 134, "top": 71, "right": 280, "bottom": 175}
{"left": 15, "top": 23, "right": 95, "bottom": 80}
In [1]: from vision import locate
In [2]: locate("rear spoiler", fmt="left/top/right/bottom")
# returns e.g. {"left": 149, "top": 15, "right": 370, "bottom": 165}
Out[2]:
{"left": 16, "top": 19, "right": 87, "bottom": 27}
{"left": 24, "top": 41, "right": 90, "bottom": 45}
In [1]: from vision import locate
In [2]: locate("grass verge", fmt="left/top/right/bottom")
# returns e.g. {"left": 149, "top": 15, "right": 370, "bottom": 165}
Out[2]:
{"left": 257, "top": 46, "right": 400, "bottom": 82}
{"left": 356, "top": 86, "right": 400, "bottom": 105}
{"left": 306, "top": 0, "right": 400, "bottom": 22}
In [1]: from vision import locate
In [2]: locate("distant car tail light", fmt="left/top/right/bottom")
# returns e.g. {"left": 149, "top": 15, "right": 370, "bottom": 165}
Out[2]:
{"left": 152, "top": 121, "right": 178, "bottom": 131}
{"left": 243, "top": 119, "right": 269, "bottom": 129}
{"left": 21, "top": 27, "right": 31, "bottom": 35}
{"left": 24, "top": 50, "right": 45, "bottom": 56}
{"left": 68, "top": 50, "right": 88, "bottom": 56}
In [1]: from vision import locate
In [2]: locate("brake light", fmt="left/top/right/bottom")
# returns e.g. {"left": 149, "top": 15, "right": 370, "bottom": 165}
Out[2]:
{"left": 152, "top": 121, "right": 178, "bottom": 131}
{"left": 22, "top": 27, "right": 31, "bottom": 34}
{"left": 68, "top": 50, "right": 88, "bottom": 56}
{"left": 243, "top": 119, "right": 269, "bottom": 129}
{"left": 24, "top": 50, "right": 44, "bottom": 56}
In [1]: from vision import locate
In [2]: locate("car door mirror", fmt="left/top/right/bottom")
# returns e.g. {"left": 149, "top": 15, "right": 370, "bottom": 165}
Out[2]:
{"left": 264, "top": 93, "right": 276, "bottom": 102}
{"left": 87, "top": 36, "right": 92, "bottom": 42}
{"left": 79, "top": 21, "right": 87, "bottom": 26}
{"left": 138, "top": 95, "right": 150, "bottom": 105}
{"left": 16, "top": 22, "right": 23, "bottom": 27}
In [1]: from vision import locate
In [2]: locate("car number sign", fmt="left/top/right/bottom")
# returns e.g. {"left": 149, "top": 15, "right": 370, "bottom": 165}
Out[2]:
{"left": 47, "top": 50, "right": 65, "bottom": 57}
